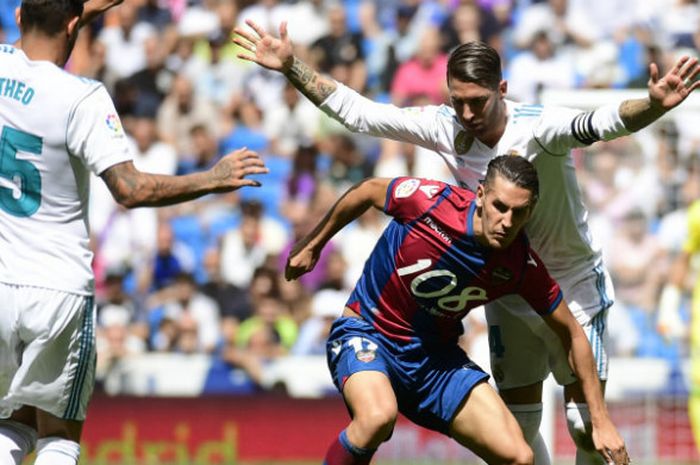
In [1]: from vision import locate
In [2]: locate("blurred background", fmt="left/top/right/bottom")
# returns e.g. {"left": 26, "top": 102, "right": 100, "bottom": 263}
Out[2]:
{"left": 2, "top": 0, "right": 700, "bottom": 463}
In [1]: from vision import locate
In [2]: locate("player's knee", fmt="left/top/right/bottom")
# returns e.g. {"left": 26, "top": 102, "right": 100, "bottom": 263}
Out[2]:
{"left": 354, "top": 403, "right": 397, "bottom": 442}
{"left": 566, "top": 402, "right": 595, "bottom": 452}
{"left": 499, "top": 442, "right": 534, "bottom": 465}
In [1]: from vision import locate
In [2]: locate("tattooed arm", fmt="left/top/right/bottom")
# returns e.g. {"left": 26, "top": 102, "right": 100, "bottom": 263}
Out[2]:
{"left": 234, "top": 20, "right": 337, "bottom": 105}
{"left": 619, "top": 56, "right": 700, "bottom": 132}
{"left": 100, "top": 148, "right": 268, "bottom": 208}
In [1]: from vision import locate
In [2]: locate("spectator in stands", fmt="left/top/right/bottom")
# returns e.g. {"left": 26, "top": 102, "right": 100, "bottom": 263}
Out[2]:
{"left": 506, "top": 29, "right": 576, "bottom": 103}
{"left": 157, "top": 73, "right": 219, "bottom": 157}
{"left": 98, "top": 0, "right": 157, "bottom": 79}
{"left": 310, "top": 3, "right": 366, "bottom": 92}
{"left": 188, "top": 30, "right": 247, "bottom": 109}
{"left": 146, "top": 221, "right": 195, "bottom": 292}
{"left": 200, "top": 248, "right": 253, "bottom": 343}
{"left": 390, "top": 27, "right": 448, "bottom": 105}
{"left": 325, "top": 134, "right": 374, "bottom": 194}
{"left": 157, "top": 272, "right": 222, "bottom": 354}
{"left": 220, "top": 200, "right": 287, "bottom": 288}
{"left": 177, "top": 124, "right": 220, "bottom": 175}
{"left": 608, "top": 210, "right": 665, "bottom": 315}
{"left": 292, "top": 288, "right": 348, "bottom": 356}
{"left": 263, "top": 82, "right": 321, "bottom": 158}
{"left": 223, "top": 294, "right": 297, "bottom": 384}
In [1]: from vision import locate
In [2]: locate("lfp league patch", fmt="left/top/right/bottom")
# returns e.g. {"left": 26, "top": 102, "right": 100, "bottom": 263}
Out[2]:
{"left": 394, "top": 178, "right": 420, "bottom": 199}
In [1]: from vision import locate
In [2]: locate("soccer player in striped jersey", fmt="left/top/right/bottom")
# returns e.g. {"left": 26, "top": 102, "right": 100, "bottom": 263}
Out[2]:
{"left": 237, "top": 20, "right": 700, "bottom": 465}
{"left": 286, "top": 155, "right": 628, "bottom": 465}
{"left": 0, "top": 2, "right": 267, "bottom": 465}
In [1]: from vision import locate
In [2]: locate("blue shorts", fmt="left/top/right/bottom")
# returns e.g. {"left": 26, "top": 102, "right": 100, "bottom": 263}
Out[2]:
{"left": 327, "top": 317, "right": 489, "bottom": 435}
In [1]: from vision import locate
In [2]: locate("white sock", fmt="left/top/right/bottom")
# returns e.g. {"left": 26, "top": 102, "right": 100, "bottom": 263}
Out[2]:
{"left": 507, "top": 403, "right": 551, "bottom": 465}
{"left": 0, "top": 420, "right": 37, "bottom": 465}
{"left": 566, "top": 402, "right": 605, "bottom": 465}
{"left": 34, "top": 437, "right": 81, "bottom": 465}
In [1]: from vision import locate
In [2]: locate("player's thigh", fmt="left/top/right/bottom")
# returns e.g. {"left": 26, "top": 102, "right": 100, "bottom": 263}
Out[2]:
{"left": 327, "top": 317, "right": 396, "bottom": 420}
{"left": 449, "top": 381, "right": 532, "bottom": 465}
{"left": 486, "top": 296, "right": 550, "bottom": 392}
{"left": 343, "top": 371, "right": 398, "bottom": 426}
{"left": 6, "top": 288, "right": 95, "bottom": 423}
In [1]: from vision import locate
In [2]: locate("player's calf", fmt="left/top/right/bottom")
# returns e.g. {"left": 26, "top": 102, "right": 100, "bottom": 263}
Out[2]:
{"left": 566, "top": 402, "right": 605, "bottom": 465}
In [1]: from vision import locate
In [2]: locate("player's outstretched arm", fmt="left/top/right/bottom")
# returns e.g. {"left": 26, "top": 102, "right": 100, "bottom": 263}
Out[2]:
{"left": 542, "top": 301, "right": 630, "bottom": 465}
{"left": 620, "top": 55, "right": 700, "bottom": 132}
{"left": 234, "top": 20, "right": 337, "bottom": 106}
{"left": 79, "top": 0, "right": 125, "bottom": 28}
{"left": 100, "top": 147, "right": 268, "bottom": 208}
{"left": 285, "top": 177, "right": 389, "bottom": 281}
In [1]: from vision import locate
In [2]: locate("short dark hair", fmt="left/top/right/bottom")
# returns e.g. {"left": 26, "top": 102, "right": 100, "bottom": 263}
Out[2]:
{"left": 20, "top": 0, "right": 84, "bottom": 36}
{"left": 447, "top": 41, "right": 502, "bottom": 90}
{"left": 483, "top": 155, "right": 539, "bottom": 202}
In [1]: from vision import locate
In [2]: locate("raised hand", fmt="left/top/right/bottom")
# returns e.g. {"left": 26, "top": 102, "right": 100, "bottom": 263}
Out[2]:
{"left": 234, "top": 20, "right": 294, "bottom": 72}
{"left": 210, "top": 148, "right": 269, "bottom": 192}
{"left": 648, "top": 56, "right": 700, "bottom": 111}
{"left": 79, "top": 0, "right": 126, "bottom": 28}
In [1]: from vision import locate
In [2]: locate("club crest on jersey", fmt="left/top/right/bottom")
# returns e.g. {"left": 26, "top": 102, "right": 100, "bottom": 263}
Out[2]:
{"left": 419, "top": 185, "right": 440, "bottom": 198}
{"left": 394, "top": 178, "right": 420, "bottom": 198}
{"left": 356, "top": 349, "right": 376, "bottom": 363}
{"left": 491, "top": 266, "right": 513, "bottom": 284}
{"left": 454, "top": 130, "right": 474, "bottom": 154}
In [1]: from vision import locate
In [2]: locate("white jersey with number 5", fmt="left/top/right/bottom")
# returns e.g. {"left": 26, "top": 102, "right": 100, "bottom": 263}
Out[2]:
{"left": 321, "top": 83, "right": 630, "bottom": 285}
{"left": 0, "top": 45, "right": 132, "bottom": 295}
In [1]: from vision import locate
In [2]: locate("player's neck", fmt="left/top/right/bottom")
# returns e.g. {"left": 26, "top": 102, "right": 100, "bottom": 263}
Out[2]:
{"left": 475, "top": 102, "right": 507, "bottom": 148}
{"left": 20, "top": 34, "right": 69, "bottom": 67}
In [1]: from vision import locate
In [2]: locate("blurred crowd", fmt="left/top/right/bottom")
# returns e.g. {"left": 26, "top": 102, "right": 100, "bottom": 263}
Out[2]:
{"left": 2, "top": 0, "right": 700, "bottom": 390}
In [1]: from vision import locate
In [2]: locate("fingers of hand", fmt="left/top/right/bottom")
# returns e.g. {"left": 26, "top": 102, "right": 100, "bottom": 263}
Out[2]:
{"left": 679, "top": 57, "right": 700, "bottom": 82}
{"left": 672, "top": 55, "right": 690, "bottom": 75}
{"left": 246, "top": 19, "right": 267, "bottom": 39}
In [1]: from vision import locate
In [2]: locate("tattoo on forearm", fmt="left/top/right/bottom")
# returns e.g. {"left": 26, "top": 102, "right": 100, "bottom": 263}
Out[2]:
{"left": 285, "top": 57, "right": 337, "bottom": 105}
{"left": 102, "top": 162, "right": 214, "bottom": 208}
{"left": 619, "top": 98, "right": 665, "bottom": 133}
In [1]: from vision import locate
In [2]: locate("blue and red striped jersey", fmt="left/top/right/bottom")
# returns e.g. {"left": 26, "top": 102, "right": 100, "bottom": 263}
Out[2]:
{"left": 346, "top": 177, "right": 563, "bottom": 344}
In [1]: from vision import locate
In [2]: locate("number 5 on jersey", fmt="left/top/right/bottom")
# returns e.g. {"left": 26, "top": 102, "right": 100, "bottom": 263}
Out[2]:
{"left": 0, "top": 126, "right": 43, "bottom": 217}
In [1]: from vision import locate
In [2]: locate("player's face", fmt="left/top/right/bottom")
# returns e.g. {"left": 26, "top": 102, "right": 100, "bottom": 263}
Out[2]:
{"left": 448, "top": 78, "right": 507, "bottom": 136}
{"left": 476, "top": 175, "right": 534, "bottom": 249}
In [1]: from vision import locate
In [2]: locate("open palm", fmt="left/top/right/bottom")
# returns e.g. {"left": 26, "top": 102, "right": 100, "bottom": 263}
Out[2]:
{"left": 234, "top": 20, "right": 294, "bottom": 72}
{"left": 649, "top": 56, "right": 700, "bottom": 111}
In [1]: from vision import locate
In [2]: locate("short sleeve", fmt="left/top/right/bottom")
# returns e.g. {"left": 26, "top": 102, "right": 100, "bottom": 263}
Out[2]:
{"left": 684, "top": 201, "right": 700, "bottom": 254}
{"left": 384, "top": 177, "right": 449, "bottom": 223}
{"left": 518, "top": 247, "right": 563, "bottom": 315}
{"left": 66, "top": 84, "right": 132, "bottom": 175}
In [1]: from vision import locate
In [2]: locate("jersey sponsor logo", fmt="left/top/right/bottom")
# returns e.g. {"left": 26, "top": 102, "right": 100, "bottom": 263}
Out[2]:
{"left": 105, "top": 113, "right": 124, "bottom": 136}
{"left": 454, "top": 130, "right": 474, "bottom": 154}
{"left": 356, "top": 349, "right": 376, "bottom": 363}
{"left": 422, "top": 217, "right": 452, "bottom": 244}
{"left": 419, "top": 185, "right": 440, "bottom": 199}
{"left": 394, "top": 178, "right": 420, "bottom": 198}
{"left": 346, "top": 337, "right": 378, "bottom": 363}
{"left": 491, "top": 266, "right": 513, "bottom": 284}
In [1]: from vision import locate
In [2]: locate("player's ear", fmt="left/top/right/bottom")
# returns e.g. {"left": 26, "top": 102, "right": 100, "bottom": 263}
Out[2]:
{"left": 66, "top": 15, "right": 80, "bottom": 36}
{"left": 476, "top": 184, "right": 485, "bottom": 207}
{"left": 498, "top": 80, "right": 507, "bottom": 98}
{"left": 14, "top": 7, "right": 20, "bottom": 29}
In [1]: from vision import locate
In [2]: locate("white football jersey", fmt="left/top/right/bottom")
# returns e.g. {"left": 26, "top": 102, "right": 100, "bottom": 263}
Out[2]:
{"left": 0, "top": 46, "right": 132, "bottom": 294}
{"left": 321, "top": 83, "right": 630, "bottom": 281}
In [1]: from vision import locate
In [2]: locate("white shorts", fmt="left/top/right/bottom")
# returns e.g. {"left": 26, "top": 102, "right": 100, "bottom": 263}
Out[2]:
{"left": 0, "top": 283, "right": 96, "bottom": 421}
{"left": 487, "top": 265, "right": 613, "bottom": 390}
